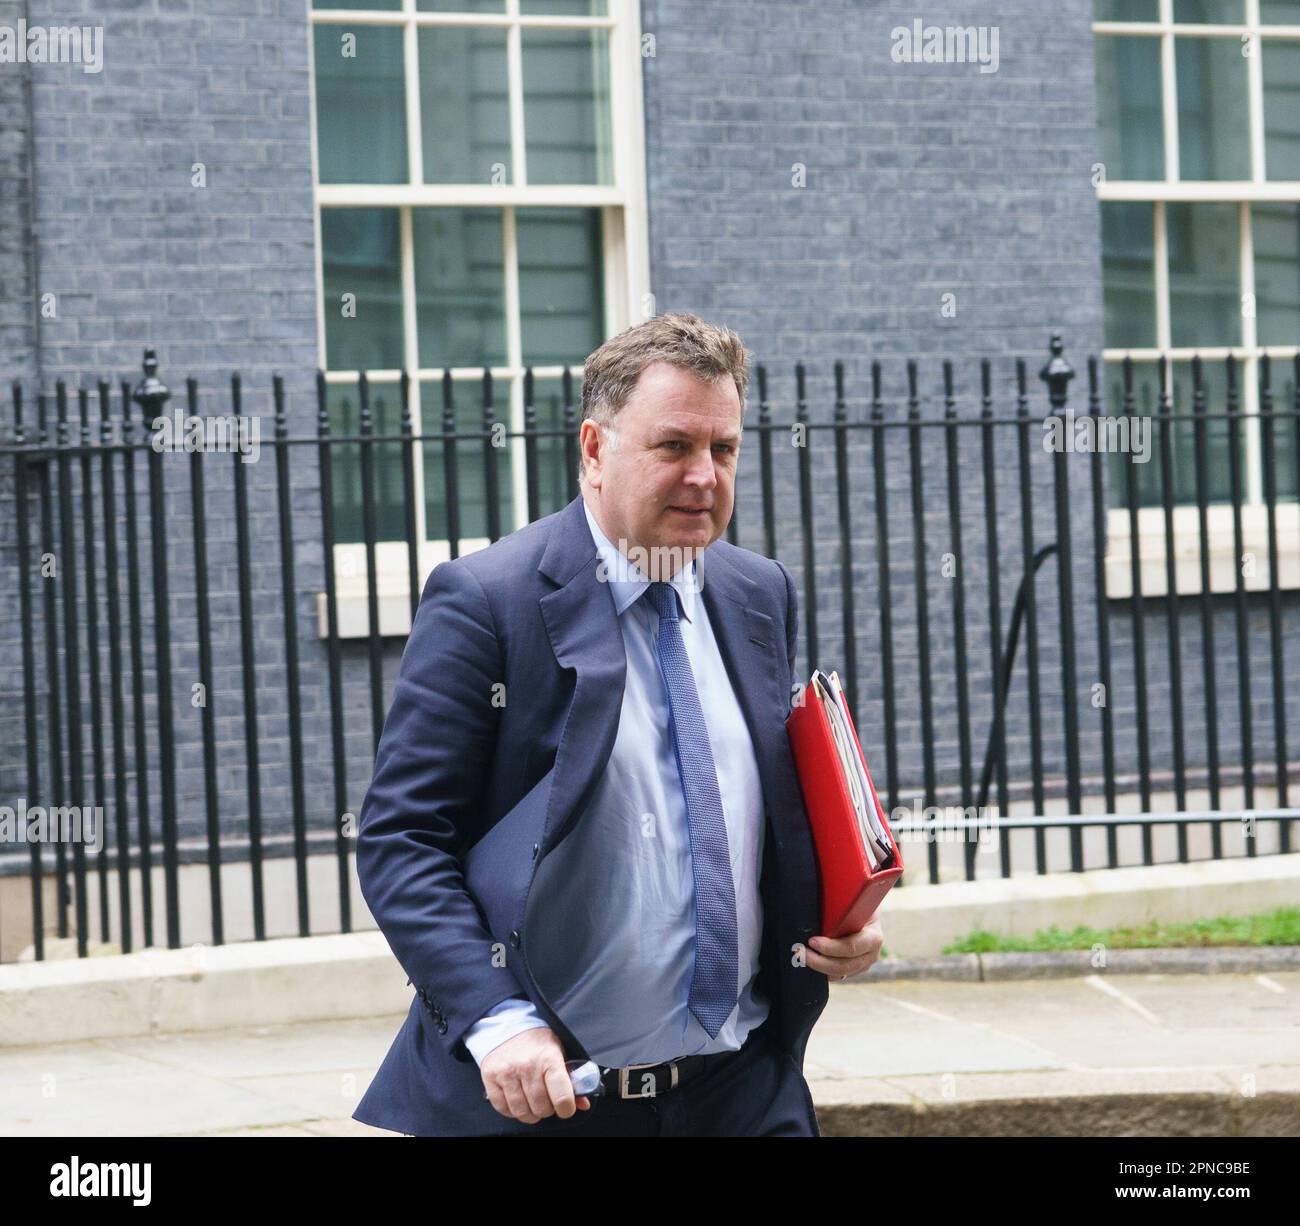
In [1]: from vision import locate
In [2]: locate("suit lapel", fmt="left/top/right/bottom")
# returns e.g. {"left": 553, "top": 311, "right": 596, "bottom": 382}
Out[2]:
{"left": 537, "top": 496, "right": 627, "bottom": 856}
{"left": 696, "top": 544, "right": 791, "bottom": 831}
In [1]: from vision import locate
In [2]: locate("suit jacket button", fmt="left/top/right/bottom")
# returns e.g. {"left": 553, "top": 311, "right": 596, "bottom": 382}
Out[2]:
{"left": 437, "top": 1020, "right": 448, "bottom": 1034}
{"left": 510, "top": 930, "right": 521, "bottom": 948}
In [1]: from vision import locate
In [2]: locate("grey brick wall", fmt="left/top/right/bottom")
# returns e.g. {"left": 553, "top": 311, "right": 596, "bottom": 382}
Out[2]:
{"left": 0, "top": 0, "right": 35, "bottom": 381}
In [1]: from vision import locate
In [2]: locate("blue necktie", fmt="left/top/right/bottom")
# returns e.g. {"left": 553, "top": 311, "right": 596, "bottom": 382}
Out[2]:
{"left": 644, "top": 580, "right": 739, "bottom": 1039}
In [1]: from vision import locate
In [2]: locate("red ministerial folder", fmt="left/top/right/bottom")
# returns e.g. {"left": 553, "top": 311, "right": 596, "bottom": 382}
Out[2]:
{"left": 785, "top": 672, "right": 904, "bottom": 938}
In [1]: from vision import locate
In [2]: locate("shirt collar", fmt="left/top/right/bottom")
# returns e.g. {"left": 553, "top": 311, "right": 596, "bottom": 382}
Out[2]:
{"left": 582, "top": 498, "right": 698, "bottom": 622}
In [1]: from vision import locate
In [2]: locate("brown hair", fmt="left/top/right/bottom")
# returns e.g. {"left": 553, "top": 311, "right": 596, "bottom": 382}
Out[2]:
{"left": 577, "top": 312, "right": 751, "bottom": 482}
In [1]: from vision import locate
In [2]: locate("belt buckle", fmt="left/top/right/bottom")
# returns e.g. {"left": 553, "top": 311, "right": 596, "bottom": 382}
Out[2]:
{"left": 618, "top": 1060, "right": 679, "bottom": 1099}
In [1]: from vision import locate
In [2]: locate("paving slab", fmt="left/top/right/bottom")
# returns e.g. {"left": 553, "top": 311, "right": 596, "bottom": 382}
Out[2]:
{"left": 0, "top": 972, "right": 1295, "bottom": 1137}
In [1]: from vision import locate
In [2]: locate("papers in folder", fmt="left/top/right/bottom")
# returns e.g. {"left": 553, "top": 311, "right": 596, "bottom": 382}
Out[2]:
{"left": 816, "top": 670, "right": 895, "bottom": 870}
{"left": 785, "top": 668, "right": 903, "bottom": 938}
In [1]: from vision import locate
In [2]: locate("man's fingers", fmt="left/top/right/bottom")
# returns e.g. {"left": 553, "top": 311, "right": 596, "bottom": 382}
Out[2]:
{"left": 544, "top": 1062, "right": 578, "bottom": 1119}
{"left": 484, "top": 1079, "right": 514, "bottom": 1118}
{"left": 520, "top": 1064, "right": 559, "bottom": 1120}
{"left": 815, "top": 935, "right": 871, "bottom": 958}
{"left": 805, "top": 947, "right": 877, "bottom": 979}
{"left": 484, "top": 1080, "right": 513, "bottom": 1118}
{"left": 812, "top": 923, "right": 884, "bottom": 960}
{"left": 501, "top": 1076, "right": 543, "bottom": 1123}
{"left": 486, "top": 1078, "right": 539, "bottom": 1124}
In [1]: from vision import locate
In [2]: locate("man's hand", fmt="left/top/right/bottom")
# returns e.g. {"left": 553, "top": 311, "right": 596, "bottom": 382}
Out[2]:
{"left": 480, "top": 1026, "right": 593, "bottom": 1124}
{"left": 803, "top": 912, "right": 884, "bottom": 981}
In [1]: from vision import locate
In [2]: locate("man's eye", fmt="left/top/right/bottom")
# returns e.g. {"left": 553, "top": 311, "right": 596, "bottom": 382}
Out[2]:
{"left": 714, "top": 444, "right": 734, "bottom": 454}
{"left": 662, "top": 440, "right": 682, "bottom": 449}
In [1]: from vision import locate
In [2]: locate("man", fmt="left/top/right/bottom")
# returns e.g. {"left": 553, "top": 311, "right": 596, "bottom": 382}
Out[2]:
{"left": 353, "top": 312, "right": 883, "bottom": 1137}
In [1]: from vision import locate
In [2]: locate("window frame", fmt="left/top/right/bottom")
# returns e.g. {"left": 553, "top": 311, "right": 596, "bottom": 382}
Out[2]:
{"left": 1093, "top": 0, "right": 1300, "bottom": 597}
{"left": 306, "top": 0, "right": 651, "bottom": 635}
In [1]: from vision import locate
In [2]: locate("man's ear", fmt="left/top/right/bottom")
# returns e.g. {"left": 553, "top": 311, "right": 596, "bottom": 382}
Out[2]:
{"left": 579, "top": 420, "right": 601, "bottom": 488}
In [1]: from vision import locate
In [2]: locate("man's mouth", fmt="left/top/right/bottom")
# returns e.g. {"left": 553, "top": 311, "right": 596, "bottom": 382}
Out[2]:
{"left": 668, "top": 505, "right": 710, "bottom": 517}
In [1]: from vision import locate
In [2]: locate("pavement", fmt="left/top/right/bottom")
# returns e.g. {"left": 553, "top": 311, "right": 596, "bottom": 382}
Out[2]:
{"left": 3, "top": 967, "right": 1297, "bottom": 1137}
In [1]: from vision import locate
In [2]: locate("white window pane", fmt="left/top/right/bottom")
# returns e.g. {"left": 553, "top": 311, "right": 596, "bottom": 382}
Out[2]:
{"left": 522, "top": 28, "right": 613, "bottom": 185}
{"left": 322, "top": 208, "right": 404, "bottom": 370}
{"left": 1103, "top": 361, "right": 1163, "bottom": 508}
{"left": 418, "top": 27, "right": 511, "bottom": 184}
{"left": 1167, "top": 202, "right": 1241, "bottom": 347}
{"left": 1173, "top": 0, "right": 1243, "bottom": 21}
{"left": 412, "top": 209, "right": 507, "bottom": 369}
{"left": 1253, "top": 203, "right": 1300, "bottom": 346}
{"left": 1094, "top": 0, "right": 1159, "bottom": 18}
{"left": 527, "top": 375, "right": 584, "bottom": 519}
{"left": 1095, "top": 36, "right": 1165, "bottom": 180}
{"left": 520, "top": 0, "right": 608, "bottom": 13}
{"left": 419, "top": 0, "right": 505, "bottom": 11}
{"left": 1261, "top": 1, "right": 1300, "bottom": 21}
{"left": 517, "top": 208, "right": 605, "bottom": 365}
{"left": 313, "top": 25, "right": 408, "bottom": 184}
{"left": 324, "top": 381, "right": 408, "bottom": 545}
{"left": 1168, "top": 359, "right": 1241, "bottom": 503}
{"left": 1102, "top": 202, "right": 1158, "bottom": 347}
{"left": 422, "top": 378, "right": 515, "bottom": 539}
{"left": 1104, "top": 358, "right": 1240, "bottom": 509}
{"left": 1176, "top": 36, "right": 1250, "bottom": 179}
{"left": 1261, "top": 358, "right": 1298, "bottom": 500}
{"left": 1263, "top": 40, "right": 1300, "bottom": 181}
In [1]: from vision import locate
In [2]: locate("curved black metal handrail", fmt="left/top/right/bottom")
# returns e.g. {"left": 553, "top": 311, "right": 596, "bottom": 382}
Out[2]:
{"left": 976, "top": 542, "right": 1058, "bottom": 816}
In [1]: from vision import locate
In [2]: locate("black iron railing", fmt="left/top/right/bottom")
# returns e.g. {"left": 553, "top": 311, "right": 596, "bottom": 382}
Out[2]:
{"left": 1, "top": 336, "right": 1297, "bottom": 961}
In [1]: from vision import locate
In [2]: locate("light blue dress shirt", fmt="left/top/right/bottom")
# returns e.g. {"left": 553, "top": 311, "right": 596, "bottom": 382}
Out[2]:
{"left": 462, "top": 497, "right": 771, "bottom": 1068}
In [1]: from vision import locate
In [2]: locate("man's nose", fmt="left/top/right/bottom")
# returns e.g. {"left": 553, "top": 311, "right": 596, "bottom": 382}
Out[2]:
{"left": 682, "top": 445, "right": 717, "bottom": 487}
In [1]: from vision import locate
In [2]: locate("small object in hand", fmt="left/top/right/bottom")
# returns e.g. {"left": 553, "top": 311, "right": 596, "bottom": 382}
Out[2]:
{"left": 566, "top": 1059, "right": 605, "bottom": 1098}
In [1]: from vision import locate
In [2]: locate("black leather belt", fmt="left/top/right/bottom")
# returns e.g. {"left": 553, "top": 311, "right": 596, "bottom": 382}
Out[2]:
{"left": 596, "top": 1053, "right": 709, "bottom": 1099}
{"left": 595, "top": 1024, "right": 768, "bottom": 1099}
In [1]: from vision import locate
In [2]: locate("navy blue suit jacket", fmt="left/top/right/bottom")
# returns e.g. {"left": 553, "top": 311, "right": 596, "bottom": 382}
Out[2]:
{"left": 353, "top": 493, "right": 829, "bottom": 1136}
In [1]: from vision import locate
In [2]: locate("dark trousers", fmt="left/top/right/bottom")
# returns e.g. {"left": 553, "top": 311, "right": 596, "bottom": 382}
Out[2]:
{"left": 450, "top": 1016, "right": 820, "bottom": 1138}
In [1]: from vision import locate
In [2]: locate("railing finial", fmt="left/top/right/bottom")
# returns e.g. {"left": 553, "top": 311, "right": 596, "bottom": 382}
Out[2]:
{"left": 131, "top": 347, "right": 171, "bottom": 420}
{"left": 1038, "top": 333, "right": 1074, "bottom": 409}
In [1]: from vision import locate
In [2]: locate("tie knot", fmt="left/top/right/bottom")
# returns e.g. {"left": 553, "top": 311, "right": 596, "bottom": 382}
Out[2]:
{"left": 645, "top": 581, "right": 680, "bottom": 622}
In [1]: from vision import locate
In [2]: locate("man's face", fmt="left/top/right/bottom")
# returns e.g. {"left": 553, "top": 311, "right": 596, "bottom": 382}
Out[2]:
{"left": 581, "top": 361, "right": 742, "bottom": 574}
